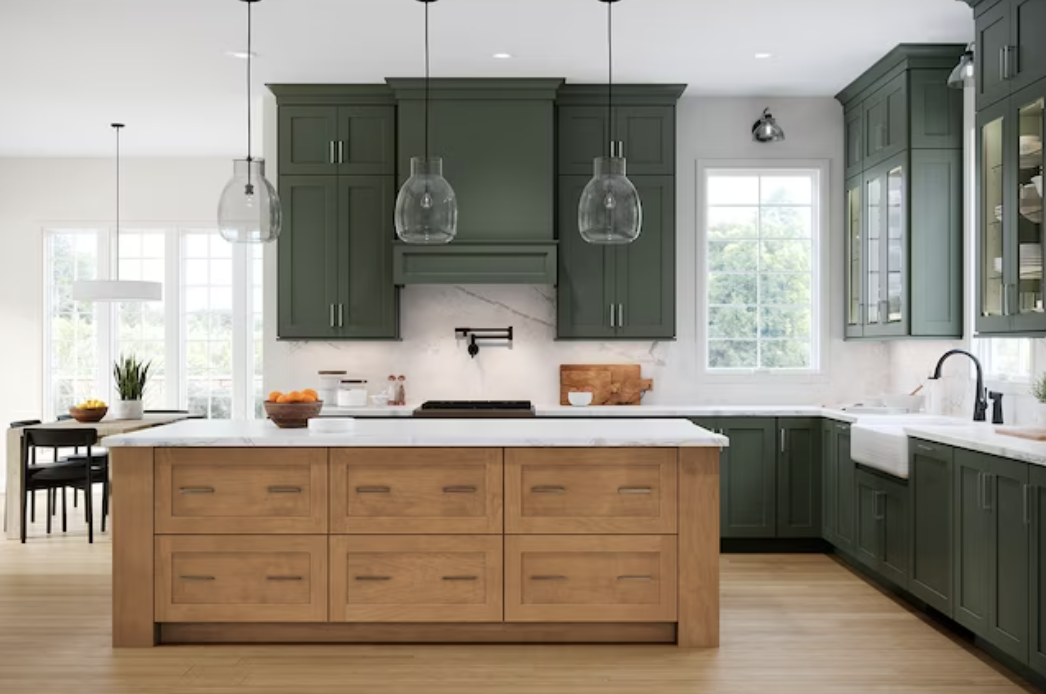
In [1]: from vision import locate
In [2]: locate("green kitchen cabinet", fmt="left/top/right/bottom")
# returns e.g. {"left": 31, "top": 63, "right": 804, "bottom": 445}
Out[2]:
{"left": 823, "top": 421, "right": 856, "bottom": 552}
{"left": 845, "top": 175, "right": 865, "bottom": 338}
{"left": 978, "top": 0, "right": 1014, "bottom": 109}
{"left": 716, "top": 418, "right": 777, "bottom": 539}
{"left": 975, "top": 78, "right": 1046, "bottom": 337}
{"left": 862, "top": 74, "right": 908, "bottom": 169}
{"left": 984, "top": 454, "right": 1031, "bottom": 663}
{"left": 1031, "top": 465, "right": 1046, "bottom": 678}
{"left": 277, "top": 175, "right": 398, "bottom": 339}
{"left": 557, "top": 175, "right": 675, "bottom": 339}
{"left": 278, "top": 105, "right": 396, "bottom": 176}
{"left": 557, "top": 104, "right": 676, "bottom": 176}
{"left": 954, "top": 449, "right": 992, "bottom": 637}
{"left": 844, "top": 108, "right": 864, "bottom": 180}
{"left": 908, "top": 440, "right": 955, "bottom": 617}
{"left": 777, "top": 419, "right": 822, "bottom": 538}
{"left": 973, "top": 0, "right": 1046, "bottom": 110}
{"left": 854, "top": 467, "right": 910, "bottom": 589}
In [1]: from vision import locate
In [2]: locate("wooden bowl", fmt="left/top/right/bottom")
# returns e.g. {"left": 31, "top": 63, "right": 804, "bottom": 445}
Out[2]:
{"left": 263, "top": 400, "right": 323, "bottom": 429}
{"left": 69, "top": 406, "right": 108, "bottom": 423}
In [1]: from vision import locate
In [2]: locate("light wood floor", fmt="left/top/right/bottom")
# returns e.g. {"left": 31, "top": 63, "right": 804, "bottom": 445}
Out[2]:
{"left": 0, "top": 493, "right": 1038, "bottom": 694}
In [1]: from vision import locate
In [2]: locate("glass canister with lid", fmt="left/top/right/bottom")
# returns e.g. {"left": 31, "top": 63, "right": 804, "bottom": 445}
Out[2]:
{"left": 337, "top": 379, "right": 368, "bottom": 408}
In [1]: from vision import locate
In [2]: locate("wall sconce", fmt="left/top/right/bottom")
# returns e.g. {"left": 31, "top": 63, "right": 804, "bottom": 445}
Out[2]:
{"left": 752, "top": 107, "right": 785, "bottom": 143}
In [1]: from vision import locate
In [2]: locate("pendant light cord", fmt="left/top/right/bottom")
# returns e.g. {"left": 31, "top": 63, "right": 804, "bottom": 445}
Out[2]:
{"left": 246, "top": 0, "right": 253, "bottom": 163}
{"left": 113, "top": 123, "right": 122, "bottom": 269}
{"left": 608, "top": 0, "right": 613, "bottom": 157}
{"left": 424, "top": 0, "right": 430, "bottom": 160}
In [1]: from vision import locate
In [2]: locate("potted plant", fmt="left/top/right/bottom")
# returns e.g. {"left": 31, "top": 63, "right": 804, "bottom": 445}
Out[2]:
{"left": 113, "top": 355, "right": 150, "bottom": 420}
{"left": 1031, "top": 372, "right": 1046, "bottom": 426}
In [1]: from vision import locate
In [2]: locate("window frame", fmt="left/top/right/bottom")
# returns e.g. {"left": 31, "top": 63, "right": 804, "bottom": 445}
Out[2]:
{"left": 696, "top": 160, "right": 830, "bottom": 381}
{"left": 41, "top": 224, "right": 263, "bottom": 420}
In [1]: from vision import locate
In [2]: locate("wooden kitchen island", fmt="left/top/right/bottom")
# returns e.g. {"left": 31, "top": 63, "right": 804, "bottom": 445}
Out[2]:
{"left": 103, "top": 418, "right": 726, "bottom": 648}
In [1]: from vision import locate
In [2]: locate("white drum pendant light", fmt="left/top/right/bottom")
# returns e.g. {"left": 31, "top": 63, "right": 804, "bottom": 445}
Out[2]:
{"left": 578, "top": 0, "right": 642, "bottom": 245}
{"left": 395, "top": 0, "right": 458, "bottom": 245}
{"left": 218, "top": 0, "right": 282, "bottom": 244}
{"left": 72, "top": 124, "right": 162, "bottom": 303}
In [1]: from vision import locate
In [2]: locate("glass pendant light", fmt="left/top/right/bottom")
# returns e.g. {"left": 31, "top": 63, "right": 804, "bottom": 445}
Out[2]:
{"left": 72, "top": 124, "right": 162, "bottom": 302}
{"left": 579, "top": 0, "right": 642, "bottom": 245}
{"left": 752, "top": 108, "right": 785, "bottom": 143}
{"left": 948, "top": 43, "right": 975, "bottom": 89}
{"left": 218, "top": 0, "right": 281, "bottom": 244}
{"left": 395, "top": 0, "right": 458, "bottom": 245}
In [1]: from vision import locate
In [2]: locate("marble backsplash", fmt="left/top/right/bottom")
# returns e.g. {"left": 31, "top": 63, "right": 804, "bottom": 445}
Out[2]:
{"left": 265, "top": 284, "right": 895, "bottom": 407}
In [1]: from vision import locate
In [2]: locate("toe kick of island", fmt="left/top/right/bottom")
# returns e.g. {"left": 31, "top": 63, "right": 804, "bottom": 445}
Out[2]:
{"left": 111, "top": 445, "right": 720, "bottom": 648}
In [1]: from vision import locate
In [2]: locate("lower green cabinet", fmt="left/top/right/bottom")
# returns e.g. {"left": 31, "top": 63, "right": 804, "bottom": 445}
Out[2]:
{"left": 777, "top": 419, "right": 822, "bottom": 538}
{"left": 855, "top": 467, "right": 909, "bottom": 589}
{"left": 909, "top": 440, "right": 954, "bottom": 616}
{"left": 954, "top": 449, "right": 993, "bottom": 637}
{"left": 823, "top": 422, "right": 856, "bottom": 552}
{"left": 1032, "top": 466, "right": 1046, "bottom": 678}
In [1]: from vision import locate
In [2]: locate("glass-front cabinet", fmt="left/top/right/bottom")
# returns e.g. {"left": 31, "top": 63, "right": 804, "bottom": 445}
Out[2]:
{"left": 977, "top": 81, "right": 1046, "bottom": 335}
{"left": 845, "top": 176, "right": 863, "bottom": 337}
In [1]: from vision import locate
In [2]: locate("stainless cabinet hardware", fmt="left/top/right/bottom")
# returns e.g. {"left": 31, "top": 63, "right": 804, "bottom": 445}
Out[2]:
{"left": 267, "top": 486, "right": 302, "bottom": 494}
{"left": 531, "top": 485, "right": 566, "bottom": 494}
{"left": 179, "top": 575, "right": 215, "bottom": 581}
{"left": 837, "top": 424, "right": 848, "bottom": 432}
{"left": 780, "top": 428, "right": 787, "bottom": 454}
{"left": 356, "top": 486, "right": 391, "bottom": 494}
{"left": 443, "top": 485, "right": 477, "bottom": 494}
{"left": 618, "top": 303, "right": 624, "bottom": 327}
{"left": 1025, "top": 484, "right": 1032, "bottom": 526}
{"left": 329, "top": 141, "right": 336, "bottom": 164}
{"left": 267, "top": 576, "right": 304, "bottom": 581}
{"left": 610, "top": 303, "right": 616, "bottom": 328}
{"left": 338, "top": 303, "right": 344, "bottom": 328}
{"left": 330, "top": 303, "right": 336, "bottom": 328}
{"left": 985, "top": 473, "right": 993, "bottom": 511}
{"left": 530, "top": 575, "right": 567, "bottom": 581}
{"left": 618, "top": 140, "right": 625, "bottom": 158}
{"left": 609, "top": 140, "right": 616, "bottom": 157}
{"left": 355, "top": 575, "right": 391, "bottom": 581}
{"left": 916, "top": 444, "right": 934, "bottom": 452}
{"left": 179, "top": 487, "right": 215, "bottom": 495}
{"left": 338, "top": 140, "right": 345, "bottom": 164}
{"left": 617, "top": 575, "right": 652, "bottom": 581}
{"left": 618, "top": 487, "right": 652, "bottom": 494}
{"left": 442, "top": 575, "right": 478, "bottom": 581}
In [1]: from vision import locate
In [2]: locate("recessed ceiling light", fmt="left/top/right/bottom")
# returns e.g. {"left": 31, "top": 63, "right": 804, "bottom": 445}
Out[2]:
{"left": 493, "top": 52, "right": 513, "bottom": 59}
{"left": 754, "top": 52, "right": 774, "bottom": 59}
{"left": 225, "top": 50, "right": 258, "bottom": 59}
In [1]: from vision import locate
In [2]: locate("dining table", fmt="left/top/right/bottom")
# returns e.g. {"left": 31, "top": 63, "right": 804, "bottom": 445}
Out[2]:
{"left": 4, "top": 413, "right": 190, "bottom": 540}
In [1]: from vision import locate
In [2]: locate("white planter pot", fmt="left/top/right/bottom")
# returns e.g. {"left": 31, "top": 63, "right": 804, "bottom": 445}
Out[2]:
{"left": 1034, "top": 402, "right": 1046, "bottom": 427}
{"left": 112, "top": 399, "right": 143, "bottom": 420}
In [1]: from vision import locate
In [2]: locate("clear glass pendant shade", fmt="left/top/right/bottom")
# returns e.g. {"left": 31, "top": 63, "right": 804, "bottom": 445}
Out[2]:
{"left": 395, "top": 156, "right": 458, "bottom": 244}
{"left": 578, "top": 156, "right": 642, "bottom": 245}
{"left": 218, "top": 158, "right": 282, "bottom": 243}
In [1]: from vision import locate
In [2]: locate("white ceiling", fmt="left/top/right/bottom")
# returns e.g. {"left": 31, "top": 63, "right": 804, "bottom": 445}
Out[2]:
{"left": 0, "top": 0, "right": 973, "bottom": 157}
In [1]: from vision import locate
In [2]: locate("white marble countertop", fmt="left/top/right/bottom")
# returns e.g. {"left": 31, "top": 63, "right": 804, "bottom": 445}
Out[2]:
{"left": 320, "top": 403, "right": 858, "bottom": 421}
{"left": 905, "top": 424, "right": 1046, "bottom": 469}
{"left": 103, "top": 418, "right": 729, "bottom": 448}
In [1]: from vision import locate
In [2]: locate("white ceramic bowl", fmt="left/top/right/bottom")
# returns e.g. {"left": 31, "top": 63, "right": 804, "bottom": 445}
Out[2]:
{"left": 567, "top": 391, "right": 593, "bottom": 407}
{"left": 880, "top": 394, "right": 926, "bottom": 412}
{"left": 1034, "top": 175, "right": 1043, "bottom": 197}
{"left": 370, "top": 394, "right": 390, "bottom": 408}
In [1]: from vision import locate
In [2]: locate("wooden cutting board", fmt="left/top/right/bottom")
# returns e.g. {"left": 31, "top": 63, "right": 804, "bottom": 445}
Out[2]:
{"left": 560, "top": 364, "right": 653, "bottom": 406}
{"left": 995, "top": 426, "right": 1046, "bottom": 441}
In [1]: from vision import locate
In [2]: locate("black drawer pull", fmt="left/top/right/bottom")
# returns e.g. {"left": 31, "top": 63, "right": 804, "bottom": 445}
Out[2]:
{"left": 179, "top": 487, "right": 215, "bottom": 495}
{"left": 531, "top": 485, "right": 565, "bottom": 494}
{"left": 443, "top": 485, "right": 477, "bottom": 494}
{"left": 356, "top": 486, "right": 391, "bottom": 494}
{"left": 179, "top": 575, "right": 215, "bottom": 581}
{"left": 267, "top": 486, "right": 302, "bottom": 494}
{"left": 354, "top": 575, "right": 391, "bottom": 581}
{"left": 266, "top": 575, "right": 304, "bottom": 581}
{"left": 442, "top": 575, "right": 479, "bottom": 581}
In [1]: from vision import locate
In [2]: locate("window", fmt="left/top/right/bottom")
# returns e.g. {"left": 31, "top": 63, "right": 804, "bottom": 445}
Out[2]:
{"left": 43, "top": 227, "right": 263, "bottom": 419}
{"left": 973, "top": 337, "right": 1033, "bottom": 383}
{"left": 702, "top": 167, "right": 823, "bottom": 372}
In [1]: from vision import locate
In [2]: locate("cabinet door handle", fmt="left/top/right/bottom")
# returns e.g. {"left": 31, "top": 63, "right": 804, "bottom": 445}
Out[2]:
{"left": 608, "top": 140, "right": 616, "bottom": 157}
{"left": 610, "top": 303, "right": 616, "bottom": 328}
{"left": 618, "top": 304, "right": 624, "bottom": 327}
{"left": 985, "top": 473, "right": 993, "bottom": 512}
{"left": 442, "top": 575, "right": 478, "bottom": 581}
{"left": 338, "top": 140, "right": 345, "bottom": 164}
{"left": 780, "top": 428, "right": 787, "bottom": 454}
{"left": 1025, "top": 484, "right": 1032, "bottom": 526}
{"left": 443, "top": 485, "right": 477, "bottom": 494}
{"left": 619, "top": 140, "right": 625, "bottom": 158}
{"left": 267, "top": 575, "right": 303, "bottom": 581}
{"left": 338, "top": 303, "right": 344, "bottom": 328}
{"left": 355, "top": 575, "right": 391, "bottom": 581}
{"left": 179, "top": 575, "right": 215, "bottom": 581}
{"left": 836, "top": 424, "right": 849, "bottom": 432}
{"left": 179, "top": 487, "right": 215, "bottom": 495}
{"left": 330, "top": 303, "right": 336, "bottom": 328}
{"left": 916, "top": 444, "right": 935, "bottom": 452}
{"left": 531, "top": 485, "right": 566, "bottom": 494}
{"left": 530, "top": 575, "right": 567, "bottom": 581}
{"left": 617, "top": 575, "right": 652, "bottom": 581}
{"left": 267, "top": 486, "right": 302, "bottom": 494}
{"left": 356, "top": 486, "right": 391, "bottom": 494}
{"left": 618, "top": 487, "right": 652, "bottom": 494}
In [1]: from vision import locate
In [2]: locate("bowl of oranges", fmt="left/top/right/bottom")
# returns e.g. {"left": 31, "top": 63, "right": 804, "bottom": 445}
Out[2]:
{"left": 70, "top": 399, "right": 108, "bottom": 423}
{"left": 264, "top": 389, "right": 323, "bottom": 429}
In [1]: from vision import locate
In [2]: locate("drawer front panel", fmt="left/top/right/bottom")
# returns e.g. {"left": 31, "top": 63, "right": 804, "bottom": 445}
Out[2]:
{"left": 506, "top": 535, "right": 677, "bottom": 622}
{"left": 330, "top": 535, "right": 503, "bottom": 622}
{"left": 330, "top": 449, "right": 502, "bottom": 533}
{"left": 155, "top": 449, "right": 328, "bottom": 534}
{"left": 506, "top": 449, "right": 677, "bottom": 533}
{"left": 155, "top": 535, "right": 327, "bottom": 622}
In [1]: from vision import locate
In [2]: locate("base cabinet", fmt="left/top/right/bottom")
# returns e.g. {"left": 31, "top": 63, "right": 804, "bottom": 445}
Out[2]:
{"left": 1032, "top": 466, "right": 1046, "bottom": 678}
{"left": 854, "top": 468, "right": 909, "bottom": 589}
{"left": 823, "top": 422, "right": 856, "bottom": 552}
{"left": 909, "top": 440, "right": 955, "bottom": 616}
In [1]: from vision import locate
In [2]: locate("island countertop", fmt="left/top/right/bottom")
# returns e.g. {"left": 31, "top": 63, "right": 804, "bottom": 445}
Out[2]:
{"left": 102, "top": 417, "right": 729, "bottom": 448}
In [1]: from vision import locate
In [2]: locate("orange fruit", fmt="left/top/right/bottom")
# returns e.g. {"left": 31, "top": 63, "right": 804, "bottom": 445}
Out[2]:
{"left": 287, "top": 391, "right": 303, "bottom": 403}
{"left": 300, "top": 393, "right": 317, "bottom": 403}
{"left": 276, "top": 394, "right": 291, "bottom": 403}
{"left": 268, "top": 391, "right": 283, "bottom": 403}
{"left": 302, "top": 388, "right": 318, "bottom": 398}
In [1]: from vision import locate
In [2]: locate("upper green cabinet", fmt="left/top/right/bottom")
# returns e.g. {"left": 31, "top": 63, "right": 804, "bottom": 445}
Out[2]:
{"left": 973, "top": 0, "right": 1046, "bottom": 110}
{"left": 278, "top": 105, "right": 396, "bottom": 176}
{"left": 837, "top": 44, "right": 965, "bottom": 341}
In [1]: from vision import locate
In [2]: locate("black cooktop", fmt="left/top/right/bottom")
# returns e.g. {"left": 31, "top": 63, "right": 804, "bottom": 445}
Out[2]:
{"left": 414, "top": 400, "right": 535, "bottom": 417}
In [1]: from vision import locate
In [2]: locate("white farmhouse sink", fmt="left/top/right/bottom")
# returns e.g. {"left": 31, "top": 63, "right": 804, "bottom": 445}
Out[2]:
{"left": 849, "top": 415, "right": 968, "bottom": 479}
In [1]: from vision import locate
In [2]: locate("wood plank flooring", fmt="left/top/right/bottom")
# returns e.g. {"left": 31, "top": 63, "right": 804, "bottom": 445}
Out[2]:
{"left": 0, "top": 493, "right": 1037, "bottom": 694}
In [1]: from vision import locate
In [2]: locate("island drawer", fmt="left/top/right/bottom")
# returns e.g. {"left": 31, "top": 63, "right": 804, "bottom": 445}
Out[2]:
{"left": 505, "top": 449, "right": 677, "bottom": 534}
{"left": 330, "top": 449, "right": 503, "bottom": 534}
{"left": 329, "top": 535, "right": 503, "bottom": 622}
{"left": 155, "top": 449, "right": 328, "bottom": 534}
{"left": 505, "top": 535, "right": 677, "bottom": 622}
{"left": 155, "top": 535, "right": 328, "bottom": 623}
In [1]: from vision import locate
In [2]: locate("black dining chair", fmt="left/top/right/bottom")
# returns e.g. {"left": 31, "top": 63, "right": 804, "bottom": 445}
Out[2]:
{"left": 21, "top": 428, "right": 108, "bottom": 543}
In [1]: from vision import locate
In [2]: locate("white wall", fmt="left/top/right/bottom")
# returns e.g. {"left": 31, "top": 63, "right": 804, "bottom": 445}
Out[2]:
{"left": 0, "top": 157, "right": 229, "bottom": 489}
{"left": 264, "top": 96, "right": 891, "bottom": 405}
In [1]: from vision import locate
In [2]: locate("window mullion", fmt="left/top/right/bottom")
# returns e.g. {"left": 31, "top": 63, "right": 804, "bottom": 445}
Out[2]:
{"left": 231, "top": 243, "right": 249, "bottom": 419}
{"left": 166, "top": 230, "right": 181, "bottom": 410}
